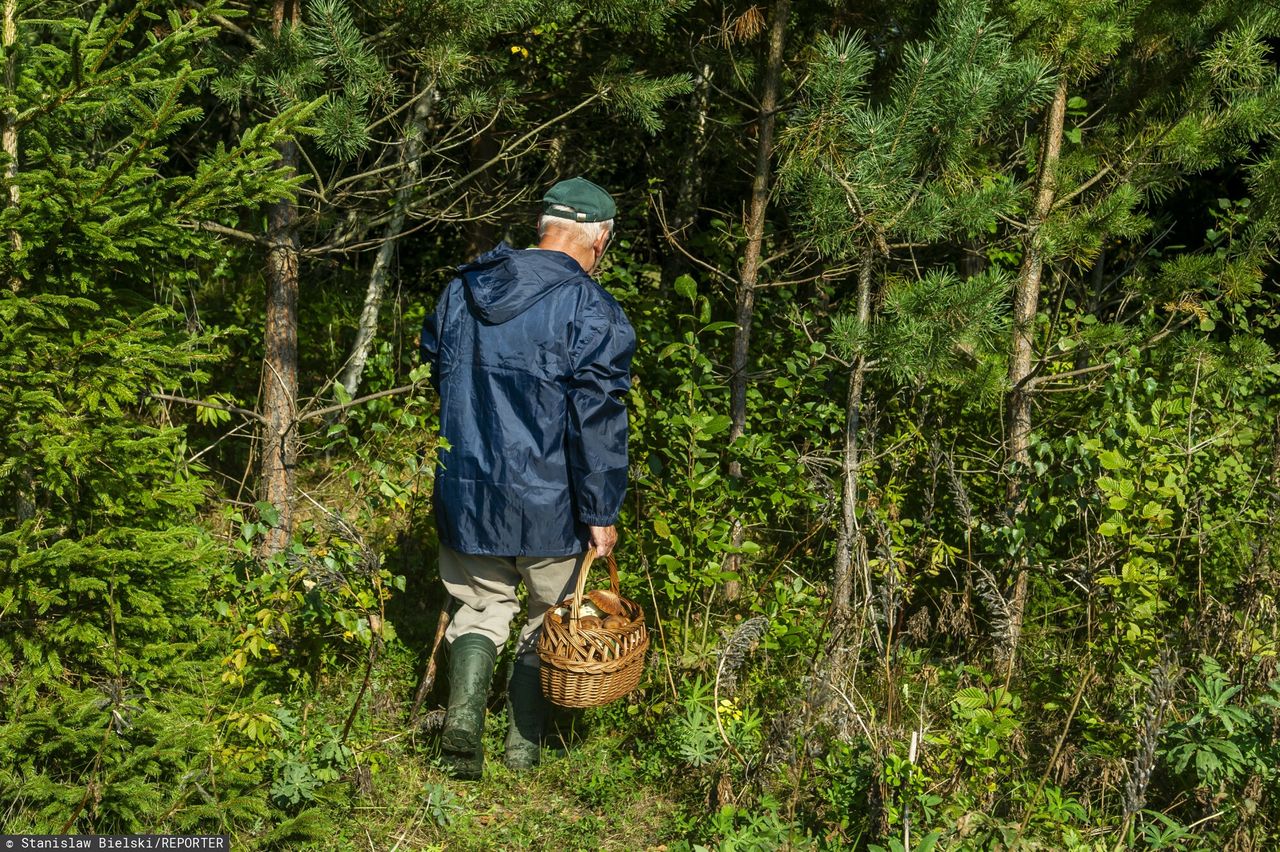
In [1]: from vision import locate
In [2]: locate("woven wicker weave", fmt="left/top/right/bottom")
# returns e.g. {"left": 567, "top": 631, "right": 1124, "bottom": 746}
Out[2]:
{"left": 538, "top": 549, "right": 648, "bottom": 708}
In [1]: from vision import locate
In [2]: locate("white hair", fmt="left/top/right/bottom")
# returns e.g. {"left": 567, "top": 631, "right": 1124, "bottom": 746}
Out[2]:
{"left": 537, "top": 215, "right": 614, "bottom": 249}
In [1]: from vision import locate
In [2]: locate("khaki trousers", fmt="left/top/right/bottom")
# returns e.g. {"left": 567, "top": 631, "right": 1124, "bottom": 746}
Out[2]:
{"left": 438, "top": 543, "right": 584, "bottom": 665}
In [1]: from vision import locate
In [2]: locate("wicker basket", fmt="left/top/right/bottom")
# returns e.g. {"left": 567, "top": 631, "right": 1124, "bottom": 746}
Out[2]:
{"left": 537, "top": 549, "right": 649, "bottom": 708}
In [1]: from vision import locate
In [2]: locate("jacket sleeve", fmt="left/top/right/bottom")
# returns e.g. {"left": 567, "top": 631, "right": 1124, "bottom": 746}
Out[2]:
{"left": 420, "top": 286, "right": 447, "bottom": 390}
{"left": 567, "top": 301, "right": 636, "bottom": 527}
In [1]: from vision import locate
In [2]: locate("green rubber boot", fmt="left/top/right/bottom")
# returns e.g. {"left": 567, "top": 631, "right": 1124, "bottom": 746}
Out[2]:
{"left": 439, "top": 634, "right": 498, "bottom": 780}
{"left": 504, "top": 661, "right": 548, "bottom": 770}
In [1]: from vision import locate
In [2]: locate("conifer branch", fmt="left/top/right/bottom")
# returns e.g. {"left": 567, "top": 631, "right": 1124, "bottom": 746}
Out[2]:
{"left": 316, "top": 183, "right": 527, "bottom": 255}
{"left": 414, "top": 93, "right": 601, "bottom": 204}
{"left": 16, "top": 0, "right": 191, "bottom": 129}
{"left": 326, "top": 109, "right": 493, "bottom": 195}
{"left": 192, "top": 1, "right": 264, "bottom": 49}
{"left": 88, "top": 69, "right": 192, "bottom": 206}
{"left": 1023, "top": 314, "right": 1192, "bottom": 390}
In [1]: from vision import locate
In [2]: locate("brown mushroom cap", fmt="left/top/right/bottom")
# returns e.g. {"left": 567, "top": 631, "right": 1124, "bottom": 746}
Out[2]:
{"left": 586, "top": 589, "right": 628, "bottom": 617}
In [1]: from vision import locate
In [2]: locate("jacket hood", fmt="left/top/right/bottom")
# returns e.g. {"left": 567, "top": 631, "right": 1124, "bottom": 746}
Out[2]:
{"left": 460, "top": 242, "right": 586, "bottom": 324}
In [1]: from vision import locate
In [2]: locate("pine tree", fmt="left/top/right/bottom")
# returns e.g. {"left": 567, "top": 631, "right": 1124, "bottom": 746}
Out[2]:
{"left": 0, "top": 2, "right": 305, "bottom": 831}
{"left": 997, "top": 0, "right": 1280, "bottom": 662}
{"left": 778, "top": 0, "right": 1055, "bottom": 626}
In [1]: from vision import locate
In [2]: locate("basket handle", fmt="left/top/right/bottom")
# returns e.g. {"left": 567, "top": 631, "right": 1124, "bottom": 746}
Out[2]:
{"left": 567, "top": 547, "right": 620, "bottom": 633}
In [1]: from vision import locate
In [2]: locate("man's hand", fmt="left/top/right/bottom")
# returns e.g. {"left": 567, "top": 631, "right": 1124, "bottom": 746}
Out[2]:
{"left": 589, "top": 525, "right": 618, "bottom": 558}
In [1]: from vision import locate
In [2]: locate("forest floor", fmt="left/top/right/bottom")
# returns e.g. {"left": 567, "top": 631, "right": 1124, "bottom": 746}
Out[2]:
{"left": 274, "top": 638, "right": 691, "bottom": 851}
{"left": 337, "top": 736, "right": 684, "bottom": 850}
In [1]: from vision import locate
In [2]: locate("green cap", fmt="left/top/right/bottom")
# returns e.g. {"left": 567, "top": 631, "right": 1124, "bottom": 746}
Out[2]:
{"left": 541, "top": 176, "right": 616, "bottom": 223}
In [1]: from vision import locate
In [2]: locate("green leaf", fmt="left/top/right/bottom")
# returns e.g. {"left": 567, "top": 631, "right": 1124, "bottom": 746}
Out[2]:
{"left": 702, "top": 415, "right": 732, "bottom": 435}
{"left": 653, "top": 517, "right": 671, "bottom": 539}
{"left": 916, "top": 830, "right": 943, "bottom": 852}
{"left": 673, "top": 274, "right": 697, "bottom": 300}
{"left": 1098, "top": 450, "right": 1128, "bottom": 470}
{"left": 954, "top": 687, "right": 988, "bottom": 710}
{"left": 658, "top": 342, "right": 682, "bottom": 361}
{"left": 256, "top": 501, "right": 282, "bottom": 528}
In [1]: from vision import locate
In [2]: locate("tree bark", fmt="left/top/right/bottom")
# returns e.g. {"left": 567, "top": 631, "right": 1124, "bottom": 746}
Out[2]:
{"left": 661, "top": 62, "right": 713, "bottom": 286}
{"left": 833, "top": 253, "right": 874, "bottom": 625}
{"left": 259, "top": 0, "right": 301, "bottom": 556}
{"left": 1003, "top": 77, "right": 1068, "bottom": 660}
{"left": 3, "top": 0, "right": 20, "bottom": 269}
{"left": 4, "top": 0, "right": 33, "bottom": 522}
{"left": 337, "top": 93, "right": 433, "bottom": 399}
{"left": 725, "top": 0, "right": 789, "bottom": 601}
{"left": 463, "top": 123, "right": 500, "bottom": 260}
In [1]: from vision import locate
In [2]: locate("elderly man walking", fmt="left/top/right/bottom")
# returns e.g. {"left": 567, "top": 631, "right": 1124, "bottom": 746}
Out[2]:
{"left": 420, "top": 177, "right": 635, "bottom": 779}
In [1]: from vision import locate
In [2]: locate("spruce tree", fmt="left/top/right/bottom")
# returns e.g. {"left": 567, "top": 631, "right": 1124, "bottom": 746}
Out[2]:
{"left": 0, "top": 2, "right": 305, "bottom": 831}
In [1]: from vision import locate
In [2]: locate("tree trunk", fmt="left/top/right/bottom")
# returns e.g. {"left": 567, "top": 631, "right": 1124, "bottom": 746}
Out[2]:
{"left": 4, "top": 0, "right": 33, "bottom": 522}
{"left": 833, "top": 253, "right": 874, "bottom": 625}
{"left": 725, "top": 0, "right": 789, "bottom": 601}
{"left": 3, "top": 0, "right": 19, "bottom": 271}
{"left": 463, "top": 124, "right": 500, "bottom": 260}
{"left": 1003, "top": 77, "right": 1068, "bottom": 660}
{"left": 661, "top": 62, "right": 713, "bottom": 286}
{"left": 259, "top": 0, "right": 300, "bottom": 556}
{"left": 338, "top": 93, "right": 433, "bottom": 399}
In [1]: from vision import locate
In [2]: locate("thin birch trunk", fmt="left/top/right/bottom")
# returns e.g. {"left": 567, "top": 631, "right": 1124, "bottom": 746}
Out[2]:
{"left": 833, "top": 253, "right": 874, "bottom": 625}
{"left": 725, "top": 0, "right": 789, "bottom": 601}
{"left": 1003, "top": 77, "right": 1068, "bottom": 660}
{"left": 338, "top": 93, "right": 433, "bottom": 399}
{"left": 260, "top": 0, "right": 301, "bottom": 556}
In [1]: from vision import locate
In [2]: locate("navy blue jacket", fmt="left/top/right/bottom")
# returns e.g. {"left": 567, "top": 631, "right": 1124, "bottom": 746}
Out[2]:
{"left": 421, "top": 243, "right": 636, "bottom": 556}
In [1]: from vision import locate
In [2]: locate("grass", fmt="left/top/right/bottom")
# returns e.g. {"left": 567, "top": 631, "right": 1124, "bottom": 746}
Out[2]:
{"left": 267, "top": 640, "right": 691, "bottom": 851}
{"left": 285, "top": 729, "right": 689, "bottom": 850}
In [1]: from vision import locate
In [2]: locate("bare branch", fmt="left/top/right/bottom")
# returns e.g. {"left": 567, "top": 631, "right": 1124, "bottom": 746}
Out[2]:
{"left": 152, "top": 392, "right": 267, "bottom": 424}
{"left": 297, "top": 382, "right": 428, "bottom": 423}
{"left": 651, "top": 192, "right": 735, "bottom": 282}
{"left": 187, "top": 220, "right": 271, "bottom": 246}
{"left": 312, "top": 91, "right": 604, "bottom": 254}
